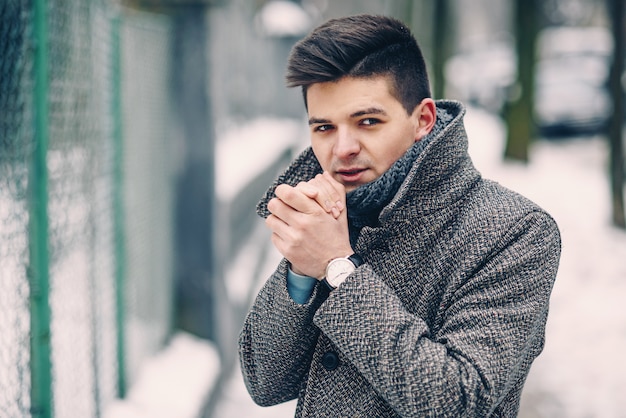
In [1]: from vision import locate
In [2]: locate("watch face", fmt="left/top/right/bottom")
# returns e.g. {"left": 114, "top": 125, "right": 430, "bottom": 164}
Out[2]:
{"left": 326, "top": 258, "right": 355, "bottom": 288}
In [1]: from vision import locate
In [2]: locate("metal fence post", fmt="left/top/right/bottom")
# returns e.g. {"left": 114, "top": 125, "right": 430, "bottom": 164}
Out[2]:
{"left": 171, "top": 6, "right": 217, "bottom": 342}
{"left": 29, "top": 0, "right": 52, "bottom": 416}
{"left": 111, "top": 11, "right": 127, "bottom": 399}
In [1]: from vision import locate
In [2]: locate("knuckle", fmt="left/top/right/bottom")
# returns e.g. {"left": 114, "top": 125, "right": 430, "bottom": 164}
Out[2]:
{"left": 267, "top": 198, "right": 278, "bottom": 212}
{"left": 289, "top": 229, "right": 304, "bottom": 245}
{"left": 275, "top": 184, "right": 292, "bottom": 198}
{"left": 282, "top": 186, "right": 296, "bottom": 200}
{"left": 305, "top": 180, "right": 318, "bottom": 190}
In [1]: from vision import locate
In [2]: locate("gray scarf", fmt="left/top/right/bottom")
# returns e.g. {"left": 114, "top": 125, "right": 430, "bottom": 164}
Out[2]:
{"left": 346, "top": 107, "right": 453, "bottom": 231}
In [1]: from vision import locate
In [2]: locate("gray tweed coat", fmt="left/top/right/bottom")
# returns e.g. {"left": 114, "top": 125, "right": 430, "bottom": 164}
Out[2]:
{"left": 239, "top": 101, "right": 561, "bottom": 417}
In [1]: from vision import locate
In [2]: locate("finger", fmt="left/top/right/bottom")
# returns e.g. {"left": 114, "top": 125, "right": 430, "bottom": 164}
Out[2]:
{"left": 269, "top": 230, "right": 287, "bottom": 258}
{"left": 274, "top": 183, "right": 325, "bottom": 215}
{"left": 308, "top": 173, "right": 345, "bottom": 218}
{"left": 266, "top": 197, "right": 296, "bottom": 228}
{"left": 298, "top": 175, "right": 338, "bottom": 217}
{"left": 308, "top": 174, "right": 336, "bottom": 214}
{"left": 294, "top": 181, "right": 336, "bottom": 217}
{"left": 265, "top": 212, "right": 283, "bottom": 231}
{"left": 295, "top": 181, "right": 319, "bottom": 200}
{"left": 266, "top": 216, "right": 303, "bottom": 262}
{"left": 322, "top": 171, "right": 346, "bottom": 211}
{"left": 265, "top": 213, "right": 293, "bottom": 247}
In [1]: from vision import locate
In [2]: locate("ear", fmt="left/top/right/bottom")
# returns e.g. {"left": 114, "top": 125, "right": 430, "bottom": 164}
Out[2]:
{"left": 411, "top": 98, "right": 437, "bottom": 142}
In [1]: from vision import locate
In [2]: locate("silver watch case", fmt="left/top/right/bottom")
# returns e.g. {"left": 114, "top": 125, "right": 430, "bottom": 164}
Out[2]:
{"left": 325, "top": 257, "right": 357, "bottom": 289}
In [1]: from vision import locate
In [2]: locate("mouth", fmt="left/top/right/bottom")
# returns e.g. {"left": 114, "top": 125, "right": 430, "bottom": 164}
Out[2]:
{"left": 336, "top": 167, "right": 368, "bottom": 183}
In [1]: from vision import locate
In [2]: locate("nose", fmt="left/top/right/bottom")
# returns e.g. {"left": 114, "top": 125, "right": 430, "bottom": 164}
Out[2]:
{"left": 334, "top": 127, "right": 360, "bottom": 159}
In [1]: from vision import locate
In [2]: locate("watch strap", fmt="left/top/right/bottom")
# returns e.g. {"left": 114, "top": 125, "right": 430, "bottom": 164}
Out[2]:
{"left": 321, "top": 278, "right": 335, "bottom": 291}
{"left": 347, "top": 253, "right": 363, "bottom": 268}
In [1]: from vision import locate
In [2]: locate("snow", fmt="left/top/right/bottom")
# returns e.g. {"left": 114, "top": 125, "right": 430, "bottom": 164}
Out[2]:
{"left": 223, "top": 219, "right": 272, "bottom": 306}
{"left": 216, "top": 117, "right": 302, "bottom": 201}
{"left": 256, "top": 1, "right": 312, "bottom": 38}
{"left": 103, "top": 332, "right": 220, "bottom": 418}
{"left": 0, "top": 185, "right": 30, "bottom": 417}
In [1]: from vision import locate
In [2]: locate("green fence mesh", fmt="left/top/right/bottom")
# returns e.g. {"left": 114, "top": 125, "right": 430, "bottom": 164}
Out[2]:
{"left": 45, "top": 1, "right": 117, "bottom": 416}
{"left": 1, "top": 1, "right": 177, "bottom": 416}
{"left": 1, "top": 1, "right": 36, "bottom": 416}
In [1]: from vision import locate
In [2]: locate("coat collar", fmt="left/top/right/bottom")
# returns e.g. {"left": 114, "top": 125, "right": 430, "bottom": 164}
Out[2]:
{"left": 256, "top": 100, "right": 480, "bottom": 221}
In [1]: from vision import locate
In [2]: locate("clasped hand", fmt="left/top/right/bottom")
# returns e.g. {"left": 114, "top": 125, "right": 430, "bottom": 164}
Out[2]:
{"left": 266, "top": 172, "right": 353, "bottom": 279}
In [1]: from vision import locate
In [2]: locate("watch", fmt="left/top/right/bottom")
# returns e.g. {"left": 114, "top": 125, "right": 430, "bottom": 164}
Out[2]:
{"left": 323, "top": 254, "right": 363, "bottom": 290}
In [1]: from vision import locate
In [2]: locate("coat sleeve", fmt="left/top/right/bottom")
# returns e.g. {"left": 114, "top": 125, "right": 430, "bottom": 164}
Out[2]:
{"left": 238, "top": 258, "right": 329, "bottom": 407}
{"left": 313, "top": 211, "right": 561, "bottom": 417}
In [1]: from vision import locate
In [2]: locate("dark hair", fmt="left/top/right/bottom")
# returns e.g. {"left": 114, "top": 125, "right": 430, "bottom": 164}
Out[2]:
{"left": 286, "top": 14, "right": 431, "bottom": 114}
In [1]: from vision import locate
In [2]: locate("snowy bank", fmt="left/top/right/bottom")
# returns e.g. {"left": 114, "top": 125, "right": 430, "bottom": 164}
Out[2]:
{"left": 103, "top": 332, "right": 220, "bottom": 418}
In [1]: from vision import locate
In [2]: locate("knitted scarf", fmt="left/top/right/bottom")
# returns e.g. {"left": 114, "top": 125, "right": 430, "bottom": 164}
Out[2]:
{"left": 346, "top": 106, "right": 453, "bottom": 232}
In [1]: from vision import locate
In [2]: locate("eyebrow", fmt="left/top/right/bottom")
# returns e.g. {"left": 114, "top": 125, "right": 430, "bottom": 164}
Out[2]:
{"left": 350, "top": 107, "right": 387, "bottom": 118}
{"left": 308, "top": 107, "right": 388, "bottom": 126}
{"left": 308, "top": 117, "right": 331, "bottom": 126}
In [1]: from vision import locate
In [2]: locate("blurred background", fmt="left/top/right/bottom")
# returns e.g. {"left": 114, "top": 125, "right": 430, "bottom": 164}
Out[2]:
{"left": 0, "top": 0, "right": 624, "bottom": 417}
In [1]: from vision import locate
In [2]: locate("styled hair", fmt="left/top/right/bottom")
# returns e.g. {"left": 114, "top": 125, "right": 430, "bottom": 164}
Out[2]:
{"left": 286, "top": 14, "right": 431, "bottom": 114}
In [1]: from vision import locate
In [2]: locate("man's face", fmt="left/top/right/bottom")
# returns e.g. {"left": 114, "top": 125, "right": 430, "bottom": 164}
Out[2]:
{"left": 307, "top": 76, "right": 433, "bottom": 192}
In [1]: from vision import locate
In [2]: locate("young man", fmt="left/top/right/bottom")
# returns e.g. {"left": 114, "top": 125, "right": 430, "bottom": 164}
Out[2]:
{"left": 239, "top": 14, "right": 561, "bottom": 417}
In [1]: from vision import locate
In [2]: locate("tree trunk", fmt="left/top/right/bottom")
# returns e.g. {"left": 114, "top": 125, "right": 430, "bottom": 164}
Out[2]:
{"left": 432, "top": 0, "right": 451, "bottom": 100}
{"left": 504, "top": 0, "right": 538, "bottom": 162}
{"left": 607, "top": 0, "right": 625, "bottom": 228}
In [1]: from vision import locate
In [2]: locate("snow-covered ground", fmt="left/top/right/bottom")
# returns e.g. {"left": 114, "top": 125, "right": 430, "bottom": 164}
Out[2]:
{"left": 213, "top": 106, "right": 626, "bottom": 418}
{"left": 104, "top": 332, "right": 220, "bottom": 418}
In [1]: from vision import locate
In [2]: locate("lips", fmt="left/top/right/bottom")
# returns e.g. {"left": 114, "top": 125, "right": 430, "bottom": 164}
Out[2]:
{"left": 336, "top": 167, "right": 367, "bottom": 182}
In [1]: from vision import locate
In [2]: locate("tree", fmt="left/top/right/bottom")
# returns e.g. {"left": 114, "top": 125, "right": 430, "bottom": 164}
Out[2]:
{"left": 607, "top": 0, "right": 625, "bottom": 228}
{"left": 431, "top": 0, "right": 452, "bottom": 100}
{"left": 504, "top": 0, "right": 539, "bottom": 162}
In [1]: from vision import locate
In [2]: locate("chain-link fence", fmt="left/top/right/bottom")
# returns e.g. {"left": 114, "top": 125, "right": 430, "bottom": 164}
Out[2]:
{"left": 1, "top": 1, "right": 39, "bottom": 416}
{"left": 0, "top": 1, "right": 177, "bottom": 417}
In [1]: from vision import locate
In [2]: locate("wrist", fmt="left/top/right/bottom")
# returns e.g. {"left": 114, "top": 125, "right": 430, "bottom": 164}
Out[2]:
{"left": 290, "top": 264, "right": 307, "bottom": 277}
{"left": 289, "top": 262, "right": 324, "bottom": 280}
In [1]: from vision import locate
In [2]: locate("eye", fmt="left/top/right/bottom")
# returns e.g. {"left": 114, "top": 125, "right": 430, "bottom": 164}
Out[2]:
{"left": 313, "top": 124, "right": 334, "bottom": 133}
{"left": 360, "top": 118, "right": 381, "bottom": 127}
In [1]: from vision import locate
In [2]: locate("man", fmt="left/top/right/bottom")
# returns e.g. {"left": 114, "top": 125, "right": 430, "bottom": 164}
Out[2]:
{"left": 239, "top": 14, "right": 560, "bottom": 417}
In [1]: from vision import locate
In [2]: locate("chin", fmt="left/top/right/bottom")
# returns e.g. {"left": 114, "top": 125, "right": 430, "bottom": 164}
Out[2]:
{"left": 343, "top": 182, "right": 367, "bottom": 193}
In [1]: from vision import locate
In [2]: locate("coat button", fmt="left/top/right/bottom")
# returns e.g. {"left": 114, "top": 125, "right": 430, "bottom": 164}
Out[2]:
{"left": 321, "top": 351, "right": 339, "bottom": 371}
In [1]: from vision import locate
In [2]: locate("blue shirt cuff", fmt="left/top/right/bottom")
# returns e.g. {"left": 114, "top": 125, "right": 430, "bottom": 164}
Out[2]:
{"left": 287, "top": 267, "right": 317, "bottom": 304}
